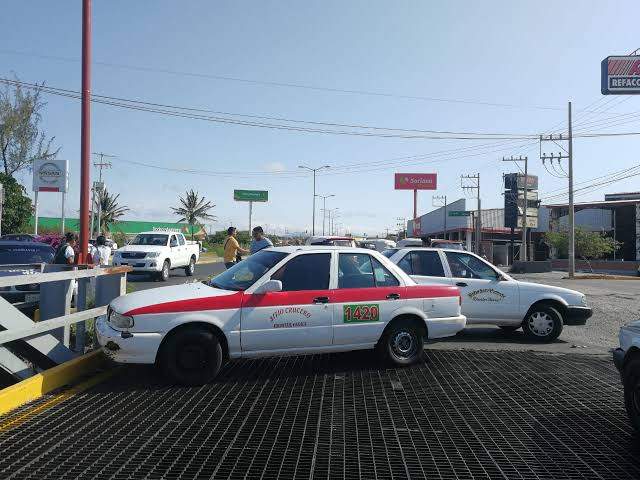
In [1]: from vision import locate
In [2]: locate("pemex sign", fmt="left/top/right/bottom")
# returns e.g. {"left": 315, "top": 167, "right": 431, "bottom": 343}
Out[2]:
{"left": 394, "top": 173, "right": 437, "bottom": 190}
{"left": 601, "top": 56, "right": 640, "bottom": 94}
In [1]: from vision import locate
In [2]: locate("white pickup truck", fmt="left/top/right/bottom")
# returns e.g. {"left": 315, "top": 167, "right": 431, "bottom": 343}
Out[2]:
{"left": 385, "top": 247, "right": 592, "bottom": 342}
{"left": 112, "top": 231, "right": 200, "bottom": 281}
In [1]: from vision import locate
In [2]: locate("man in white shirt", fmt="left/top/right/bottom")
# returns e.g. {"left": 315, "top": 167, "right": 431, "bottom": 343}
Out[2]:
{"left": 54, "top": 232, "right": 77, "bottom": 265}
{"left": 95, "top": 235, "right": 112, "bottom": 266}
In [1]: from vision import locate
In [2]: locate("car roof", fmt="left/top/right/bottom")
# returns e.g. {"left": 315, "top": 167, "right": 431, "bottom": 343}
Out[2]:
{"left": 0, "top": 241, "right": 54, "bottom": 248}
{"left": 267, "top": 245, "right": 383, "bottom": 253}
{"left": 395, "top": 247, "right": 471, "bottom": 254}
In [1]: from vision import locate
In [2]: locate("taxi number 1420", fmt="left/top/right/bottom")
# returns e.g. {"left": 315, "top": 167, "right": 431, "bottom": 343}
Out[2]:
{"left": 343, "top": 304, "right": 380, "bottom": 323}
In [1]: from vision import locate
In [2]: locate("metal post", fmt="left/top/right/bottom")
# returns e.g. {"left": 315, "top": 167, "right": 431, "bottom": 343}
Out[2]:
{"left": 61, "top": 191, "right": 66, "bottom": 234}
{"left": 322, "top": 196, "right": 326, "bottom": 235}
{"left": 34, "top": 191, "right": 39, "bottom": 235}
{"left": 79, "top": 0, "right": 92, "bottom": 263}
{"left": 568, "top": 101, "right": 575, "bottom": 278}
{"left": 613, "top": 208, "right": 617, "bottom": 261}
{"left": 96, "top": 190, "right": 101, "bottom": 235}
{"left": 476, "top": 174, "right": 482, "bottom": 255}
{"left": 248, "top": 201, "right": 253, "bottom": 234}
{"left": 443, "top": 195, "right": 447, "bottom": 239}
{"left": 413, "top": 189, "right": 417, "bottom": 220}
{"left": 90, "top": 184, "right": 95, "bottom": 238}
{"left": 522, "top": 158, "right": 528, "bottom": 261}
{"left": 312, "top": 170, "right": 316, "bottom": 235}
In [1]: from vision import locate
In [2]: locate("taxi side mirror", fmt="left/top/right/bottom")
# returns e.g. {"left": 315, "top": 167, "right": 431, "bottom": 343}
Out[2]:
{"left": 254, "top": 279, "right": 282, "bottom": 294}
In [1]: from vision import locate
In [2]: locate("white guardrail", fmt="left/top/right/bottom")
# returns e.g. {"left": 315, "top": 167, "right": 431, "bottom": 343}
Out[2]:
{"left": 0, "top": 265, "right": 131, "bottom": 381}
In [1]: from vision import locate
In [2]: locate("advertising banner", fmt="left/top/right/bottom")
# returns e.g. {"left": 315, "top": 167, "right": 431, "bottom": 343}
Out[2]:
{"left": 601, "top": 56, "right": 640, "bottom": 95}
{"left": 32, "top": 159, "right": 69, "bottom": 193}
{"left": 394, "top": 173, "right": 437, "bottom": 190}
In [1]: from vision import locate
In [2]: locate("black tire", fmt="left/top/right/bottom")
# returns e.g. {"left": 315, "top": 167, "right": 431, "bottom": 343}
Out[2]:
{"left": 378, "top": 319, "right": 425, "bottom": 366}
{"left": 499, "top": 325, "right": 520, "bottom": 333}
{"left": 623, "top": 356, "right": 640, "bottom": 432}
{"left": 159, "top": 326, "right": 222, "bottom": 386}
{"left": 522, "top": 305, "right": 563, "bottom": 343}
{"left": 159, "top": 260, "right": 170, "bottom": 282}
{"left": 185, "top": 256, "right": 196, "bottom": 276}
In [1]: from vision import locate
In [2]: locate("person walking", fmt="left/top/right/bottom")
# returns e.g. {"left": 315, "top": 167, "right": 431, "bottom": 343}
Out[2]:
{"left": 95, "top": 235, "right": 112, "bottom": 266}
{"left": 250, "top": 226, "right": 273, "bottom": 254}
{"left": 223, "top": 227, "right": 248, "bottom": 269}
{"left": 54, "top": 232, "right": 77, "bottom": 265}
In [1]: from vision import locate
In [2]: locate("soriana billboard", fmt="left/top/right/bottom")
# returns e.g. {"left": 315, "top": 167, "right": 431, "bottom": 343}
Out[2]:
{"left": 394, "top": 173, "right": 437, "bottom": 190}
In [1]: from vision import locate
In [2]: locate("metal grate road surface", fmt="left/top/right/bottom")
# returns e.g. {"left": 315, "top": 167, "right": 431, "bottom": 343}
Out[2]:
{"left": 0, "top": 350, "right": 638, "bottom": 480}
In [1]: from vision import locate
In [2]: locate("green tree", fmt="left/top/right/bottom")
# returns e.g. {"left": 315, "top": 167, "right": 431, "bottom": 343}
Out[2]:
{"left": 171, "top": 189, "right": 215, "bottom": 240}
{"left": 0, "top": 173, "right": 33, "bottom": 233}
{"left": 0, "top": 78, "right": 60, "bottom": 176}
{"left": 96, "top": 188, "right": 129, "bottom": 233}
{"left": 544, "top": 228, "right": 621, "bottom": 259}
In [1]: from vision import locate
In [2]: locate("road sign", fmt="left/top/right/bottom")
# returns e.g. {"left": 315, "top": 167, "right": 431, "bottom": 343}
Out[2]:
{"left": 394, "top": 173, "right": 437, "bottom": 190}
{"left": 602, "top": 56, "right": 640, "bottom": 95}
{"left": 448, "top": 210, "right": 471, "bottom": 217}
{"left": 233, "top": 190, "right": 268, "bottom": 202}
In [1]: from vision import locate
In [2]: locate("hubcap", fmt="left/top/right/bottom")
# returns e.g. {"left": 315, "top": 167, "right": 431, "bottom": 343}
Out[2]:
{"left": 528, "top": 311, "right": 554, "bottom": 337}
{"left": 391, "top": 330, "right": 416, "bottom": 358}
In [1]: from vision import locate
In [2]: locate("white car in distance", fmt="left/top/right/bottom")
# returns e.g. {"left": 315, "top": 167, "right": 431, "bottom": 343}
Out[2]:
{"left": 112, "top": 231, "right": 200, "bottom": 281}
{"left": 386, "top": 248, "right": 592, "bottom": 342}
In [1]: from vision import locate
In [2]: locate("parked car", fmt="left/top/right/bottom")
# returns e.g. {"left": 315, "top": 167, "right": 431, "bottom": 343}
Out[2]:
{"left": 429, "top": 239, "right": 465, "bottom": 250}
{"left": 613, "top": 323, "right": 640, "bottom": 431}
{"left": 365, "top": 238, "right": 397, "bottom": 252}
{"left": 112, "top": 231, "right": 200, "bottom": 281}
{"left": 1, "top": 234, "right": 39, "bottom": 242}
{"left": 97, "top": 246, "right": 466, "bottom": 385}
{"left": 305, "top": 236, "right": 358, "bottom": 247}
{"left": 396, "top": 237, "right": 423, "bottom": 248}
{"left": 387, "top": 247, "right": 592, "bottom": 342}
{"left": 0, "top": 241, "right": 55, "bottom": 310}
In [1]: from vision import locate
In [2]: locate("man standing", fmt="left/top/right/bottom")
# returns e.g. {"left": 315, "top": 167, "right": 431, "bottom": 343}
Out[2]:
{"left": 250, "top": 226, "right": 273, "bottom": 254}
{"left": 223, "top": 227, "right": 248, "bottom": 269}
{"left": 95, "top": 235, "right": 112, "bottom": 266}
{"left": 54, "top": 232, "right": 77, "bottom": 265}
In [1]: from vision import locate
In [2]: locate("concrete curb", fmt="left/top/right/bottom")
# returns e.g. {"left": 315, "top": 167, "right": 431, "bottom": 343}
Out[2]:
{"left": 0, "top": 349, "right": 111, "bottom": 417}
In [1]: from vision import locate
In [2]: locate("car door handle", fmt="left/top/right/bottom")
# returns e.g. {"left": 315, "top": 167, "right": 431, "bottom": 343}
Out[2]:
{"left": 313, "top": 296, "right": 329, "bottom": 304}
{"left": 386, "top": 293, "right": 401, "bottom": 300}
{"left": 456, "top": 282, "right": 468, "bottom": 287}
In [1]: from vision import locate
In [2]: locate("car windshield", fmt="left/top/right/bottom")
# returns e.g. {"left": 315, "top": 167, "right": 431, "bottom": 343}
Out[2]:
{"left": 209, "top": 250, "right": 289, "bottom": 291}
{"left": 382, "top": 248, "right": 399, "bottom": 258}
{"left": 131, "top": 234, "right": 168, "bottom": 246}
{"left": 0, "top": 245, "right": 54, "bottom": 264}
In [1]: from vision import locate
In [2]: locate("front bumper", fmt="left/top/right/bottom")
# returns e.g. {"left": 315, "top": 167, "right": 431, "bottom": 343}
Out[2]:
{"left": 112, "top": 259, "right": 162, "bottom": 272}
{"left": 613, "top": 347, "right": 626, "bottom": 373}
{"left": 95, "top": 315, "right": 163, "bottom": 364}
{"left": 426, "top": 315, "right": 467, "bottom": 339}
{"left": 564, "top": 306, "right": 593, "bottom": 325}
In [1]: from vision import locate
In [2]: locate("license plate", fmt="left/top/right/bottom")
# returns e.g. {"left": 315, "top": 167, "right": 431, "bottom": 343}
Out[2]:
{"left": 343, "top": 303, "right": 380, "bottom": 323}
{"left": 25, "top": 293, "right": 39, "bottom": 303}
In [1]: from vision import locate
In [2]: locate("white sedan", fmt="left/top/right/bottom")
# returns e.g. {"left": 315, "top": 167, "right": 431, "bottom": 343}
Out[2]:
{"left": 385, "top": 247, "right": 592, "bottom": 342}
{"left": 97, "top": 247, "right": 466, "bottom": 385}
{"left": 614, "top": 322, "right": 640, "bottom": 431}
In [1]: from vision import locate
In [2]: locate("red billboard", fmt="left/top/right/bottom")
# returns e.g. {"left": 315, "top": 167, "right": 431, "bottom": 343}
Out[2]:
{"left": 394, "top": 173, "right": 437, "bottom": 190}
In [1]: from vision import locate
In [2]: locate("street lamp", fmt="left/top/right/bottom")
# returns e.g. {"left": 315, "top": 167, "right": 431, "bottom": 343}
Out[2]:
{"left": 315, "top": 194, "right": 335, "bottom": 235}
{"left": 299, "top": 165, "right": 330, "bottom": 235}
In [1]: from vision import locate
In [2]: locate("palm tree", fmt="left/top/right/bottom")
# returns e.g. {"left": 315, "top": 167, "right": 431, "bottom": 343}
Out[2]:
{"left": 171, "top": 189, "right": 216, "bottom": 239}
{"left": 95, "top": 189, "right": 130, "bottom": 233}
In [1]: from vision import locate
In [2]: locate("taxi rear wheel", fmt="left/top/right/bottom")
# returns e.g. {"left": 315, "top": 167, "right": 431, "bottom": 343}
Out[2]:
{"left": 160, "top": 327, "right": 222, "bottom": 386}
{"left": 623, "top": 357, "right": 640, "bottom": 432}
{"left": 522, "top": 305, "right": 563, "bottom": 343}
{"left": 379, "top": 319, "right": 425, "bottom": 366}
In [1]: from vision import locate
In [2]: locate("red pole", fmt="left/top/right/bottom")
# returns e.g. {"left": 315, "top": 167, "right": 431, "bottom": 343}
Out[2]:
{"left": 79, "top": 0, "right": 91, "bottom": 263}
{"left": 413, "top": 189, "right": 417, "bottom": 219}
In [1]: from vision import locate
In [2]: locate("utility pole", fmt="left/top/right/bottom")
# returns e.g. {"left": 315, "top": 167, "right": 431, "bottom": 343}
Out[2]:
{"left": 299, "top": 165, "right": 330, "bottom": 236}
{"left": 502, "top": 155, "right": 528, "bottom": 261}
{"left": 432, "top": 195, "right": 448, "bottom": 239}
{"left": 539, "top": 101, "right": 574, "bottom": 277}
{"left": 79, "top": 0, "right": 92, "bottom": 263}
{"left": 91, "top": 152, "right": 115, "bottom": 237}
{"left": 461, "top": 174, "right": 481, "bottom": 254}
{"left": 316, "top": 194, "right": 335, "bottom": 235}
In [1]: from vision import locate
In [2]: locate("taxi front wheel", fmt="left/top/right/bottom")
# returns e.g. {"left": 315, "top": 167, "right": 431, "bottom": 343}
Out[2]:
{"left": 522, "top": 305, "right": 563, "bottom": 343}
{"left": 159, "top": 326, "right": 222, "bottom": 386}
{"left": 379, "top": 319, "right": 425, "bottom": 366}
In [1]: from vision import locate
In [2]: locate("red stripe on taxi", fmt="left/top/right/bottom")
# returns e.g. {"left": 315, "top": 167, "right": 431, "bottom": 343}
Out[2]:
{"left": 125, "top": 285, "right": 459, "bottom": 316}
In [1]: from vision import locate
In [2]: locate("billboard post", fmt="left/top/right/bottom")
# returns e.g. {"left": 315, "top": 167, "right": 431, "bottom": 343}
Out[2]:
{"left": 394, "top": 173, "right": 437, "bottom": 224}
{"left": 234, "top": 189, "right": 268, "bottom": 234}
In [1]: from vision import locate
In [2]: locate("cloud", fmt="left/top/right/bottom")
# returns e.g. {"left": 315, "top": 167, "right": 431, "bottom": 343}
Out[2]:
{"left": 264, "top": 161, "right": 286, "bottom": 173}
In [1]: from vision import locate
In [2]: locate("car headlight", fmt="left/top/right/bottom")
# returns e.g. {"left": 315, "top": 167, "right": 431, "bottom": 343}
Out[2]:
{"left": 581, "top": 295, "right": 587, "bottom": 306}
{"left": 146, "top": 252, "right": 161, "bottom": 258}
{"left": 109, "top": 310, "right": 134, "bottom": 329}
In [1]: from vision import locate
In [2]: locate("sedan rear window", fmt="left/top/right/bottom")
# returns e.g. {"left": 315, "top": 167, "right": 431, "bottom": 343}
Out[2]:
{"left": 0, "top": 245, "right": 54, "bottom": 264}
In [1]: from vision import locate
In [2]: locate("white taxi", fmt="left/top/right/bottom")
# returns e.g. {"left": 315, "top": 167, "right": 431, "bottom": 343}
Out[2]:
{"left": 97, "top": 247, "right": 465, "bottom": 385}
{"left": 386, "top": 248, "right": 592, "bottom": 342}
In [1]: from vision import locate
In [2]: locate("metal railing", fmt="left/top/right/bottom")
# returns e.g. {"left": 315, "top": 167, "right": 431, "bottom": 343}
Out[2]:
{"left": 0, "top": 265, "right": 131, "bottom": 382}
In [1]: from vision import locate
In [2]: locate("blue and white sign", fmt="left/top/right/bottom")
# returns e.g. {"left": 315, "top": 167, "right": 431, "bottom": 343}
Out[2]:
{"left": 601, "top": 56, "right": 640, "bottom": 95}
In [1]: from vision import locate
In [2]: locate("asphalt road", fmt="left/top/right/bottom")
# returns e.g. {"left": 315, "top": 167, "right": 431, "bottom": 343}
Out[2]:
{"left": 127, "top": 260, "right": 226, "bottom": 292}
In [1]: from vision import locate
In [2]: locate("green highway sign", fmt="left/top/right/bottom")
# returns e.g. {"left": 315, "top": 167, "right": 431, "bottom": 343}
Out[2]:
{"left": 233, "top": 189, "right": 268, "bottom": 202}
{"left": 448, "top": 210, "right": 472, "bottom": 217}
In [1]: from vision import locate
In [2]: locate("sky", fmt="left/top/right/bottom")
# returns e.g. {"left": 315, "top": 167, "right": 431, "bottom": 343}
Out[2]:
{"left": 2, "top": 0, "right": 640, "bottom": 237}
